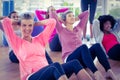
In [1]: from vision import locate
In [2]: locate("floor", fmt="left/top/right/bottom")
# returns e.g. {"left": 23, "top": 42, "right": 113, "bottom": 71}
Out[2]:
{"left": 0, "top": 47, "right": 120, "bottom": 80}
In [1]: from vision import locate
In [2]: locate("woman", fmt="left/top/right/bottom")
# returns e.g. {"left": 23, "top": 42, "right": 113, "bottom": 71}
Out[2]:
{"left": 35, "top": 6, "right": 69, "bottom": 20}
{"left": 8, "top": 11, "right": 44, "bottom": 63}
{"left": 0, "top": 13, "right": 92, "bottom": 80}
{"left": 35, "top": 6, "right": 68, "bottom": 51}
{"left": 93, "top": 15, "right": 120, "bottom": 61}
{"left": 81, "top": 0, "right": 97, "bottom": 44}
{"left": 50, "top": 10, "right": 117, "bottom": 80}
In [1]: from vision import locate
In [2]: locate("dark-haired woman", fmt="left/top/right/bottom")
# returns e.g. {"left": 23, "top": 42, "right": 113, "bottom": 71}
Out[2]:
{"left": 93, "top": 15, "right": 120, "bottom": 61}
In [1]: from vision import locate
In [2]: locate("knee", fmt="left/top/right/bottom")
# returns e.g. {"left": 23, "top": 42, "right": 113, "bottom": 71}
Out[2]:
{"left": 54, "top": 62, "right": 61, "bottom": 68}
{"left": 81, "top": 44, "right": 88, "bottom": 49}
{"left": 9, "top": 51, "right": 19, "bottom": 63}
{"left": 72, "top": 59, "right": 83, "bottom": 67}
{"left": 71, "top": 59, "right": 80, "bottom": 65}
{"left": 54, "top": 62, "right": 60, "bottom": 65}
{"left": 73, "top": 59, "right": 83, "bottom": 67}
{"left": 94, "top": 43, "right": 101, "bottom": 48}
{"left": 81, "top": 44, "right": 89, "bottom": 51}
{"left": 48, "top": 66, "right": 58, "bottom": 74}
{"left": 70, "top": 60, "right": 83, "bottom": 74}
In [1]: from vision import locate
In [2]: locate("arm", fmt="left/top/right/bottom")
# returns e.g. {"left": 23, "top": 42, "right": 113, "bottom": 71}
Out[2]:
{"left": 56, "top": 8, "right": 69, "bottom": 13}
{"left": 113, "top": 19, "right": 120, "bottom": 40}
{"left": 34, "top": 18, "right": 52, "bottom": 26}
{"left": 76, "top": 10, "right": 89, "bottom": 30}
{"left": 0, "top": 16, "right": 7, "bottom": 31}
{"left": 92, "top": 19, "right": 103, "bottom": 42}
{"left": 35, "top": 9, "right": 46, "bottom": 20}
{"left": 0, "top": 19, "right": 18, "bottom": 32}
{"left": 92, "top": 19, "right": 107, "bottom": 54}
{"left": 35, "top": 9, "right": 47, "bottom": 15}
{"left": 2, "top": 18, "right": 21, "bottom": 55}
{"left": 37, "top": 18, "right": 56, "bottom": 46}
{"left": 50, "top": 10, "right": 63, "bottom": 33}
{"left": 34, "top": 12, "right": 57, "bottom": 43}
{"left": 113, "top": 19, "right": 120, "bottom": 33}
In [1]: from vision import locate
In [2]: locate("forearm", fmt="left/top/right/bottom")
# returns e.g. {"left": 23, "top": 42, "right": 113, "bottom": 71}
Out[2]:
{"left": 2, "top": 18, "right": 21, "bottom": 55}
{"left": 78, "top": 10, "right": 89, "bottom": 19}
{"left": 56, "top": 8, "right": 69, "bottom": 13}
{"left": 35, "top": 10, "right": 46, "bottom": 15}
{"left": 34, "top": 19, "right": 50, "bottom": 26}
{"left": 50, "top": 11, "right": 59, "bottom": 22}
{"left": 77, "top": 10, "right": 89, "bottom": 29}
{"left": 38, "top": 18, "right": 56, "bottom": 45}
{"left": 35, "top": 10, "right": 45, "bottom": 20}
{"left": 49, "top": 11, "right": 63, "bottom": 32}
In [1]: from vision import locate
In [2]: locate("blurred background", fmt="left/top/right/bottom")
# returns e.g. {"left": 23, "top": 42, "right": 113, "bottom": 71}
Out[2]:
{"left": 0, "top": 0, "right": 120, "bottom": 18}
{"left": 0, "top": 0, "right": 120, "bottom": 45}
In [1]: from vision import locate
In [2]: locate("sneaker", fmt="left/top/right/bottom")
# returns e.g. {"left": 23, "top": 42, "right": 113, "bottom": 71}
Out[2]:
{"left": 89, "top": 38, "right": 96, "bottom": 45}
{"left": 82, "top": 38, "right": 88, "bottom": 44}
{"left": 93, "top": 71, "right": 105, "bottom": 80}
{"left": 106, "top": 69, "right": 117, "bottom": 80}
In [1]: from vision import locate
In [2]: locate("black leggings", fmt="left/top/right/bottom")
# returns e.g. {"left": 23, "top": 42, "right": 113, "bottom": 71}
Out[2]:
{"left": 66, "top": 43, "right": 111, "bottom": 73}
{"left": 49, "top": 34, "right": 62, "bottom": 51}
{"left": 108, "top": 44, "right": 120, "bottom": 61}
{"left": 61, "top": 60, "right": 83, "bottom": 78}
{"left": 9, "top": 50, "right": 84, "bottom": 79}
{"left": 81, "top": 0, "right": 97, "bottom": 24}
{"left": 46, "top": 52, "right": 83, "bottom": 78}
{"left": 9, "top": 50, "right": 50, "bottom": 64}
{"left": 28, "top": 60, "right": 83, "bottom": 80}
{"left": 89, "top": 43, "right": 111, "bottom": 72}
{"left": 28, "top": 62, "right": 65, "bottom": 80}
{"left": 66, "top": 44, "right": 97, "bottom": 73}
{"left": 9, "top": 50, "right": 19, "bottom": 63}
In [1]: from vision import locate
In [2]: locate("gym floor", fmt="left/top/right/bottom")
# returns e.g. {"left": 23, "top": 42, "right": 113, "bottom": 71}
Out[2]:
{"left": 0, "top": 47, "right": 120, "bottom": 80}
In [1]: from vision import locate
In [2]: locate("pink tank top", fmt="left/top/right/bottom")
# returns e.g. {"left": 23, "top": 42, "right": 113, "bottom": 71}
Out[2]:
{"left": 102, "top": 33, "right": 119, "bottom": 53}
